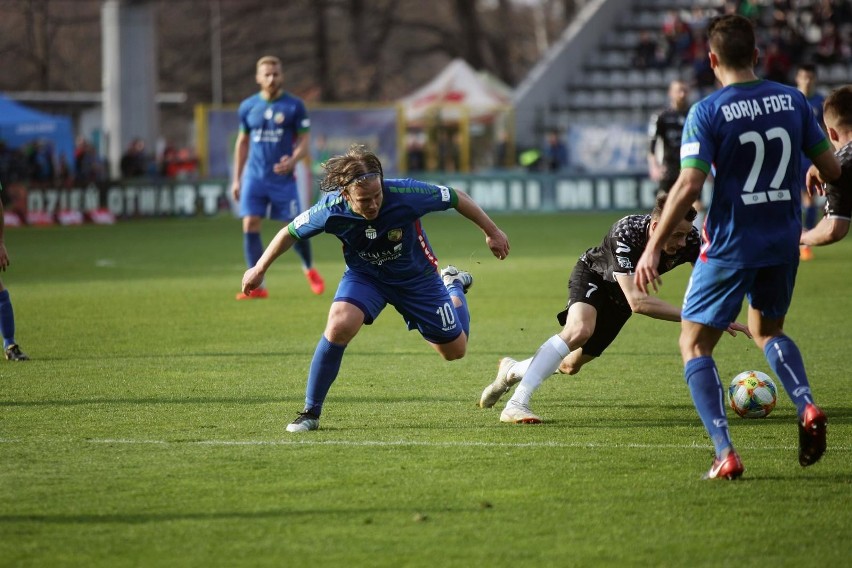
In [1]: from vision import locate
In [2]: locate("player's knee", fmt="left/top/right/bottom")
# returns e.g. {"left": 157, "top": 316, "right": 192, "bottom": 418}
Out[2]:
{"left": 441, "top": 350, "right": 466, "bottom": 361}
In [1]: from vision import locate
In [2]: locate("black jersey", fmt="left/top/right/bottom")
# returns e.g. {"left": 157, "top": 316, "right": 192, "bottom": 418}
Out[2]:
{"left": 648, "top": 106, "right": 688, "bottom": 178}
{"left": 579, "top": 214, "right": 700, "bottom": 284}
{"left": 824, "top": 141, "right": 852, "bottom": 220}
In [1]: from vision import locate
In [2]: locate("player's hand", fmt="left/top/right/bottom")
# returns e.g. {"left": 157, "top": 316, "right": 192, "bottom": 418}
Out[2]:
{"left": 634, "top": 249, "right": 661, "bottom": 293}
{"left": 241, "top": 266, "right": 265, "bottom": 295}
{"left": 273, "top": 155, "right": 295, "bottom": 175}
{"left": 486, "top": 229, "right": 510, "bottom": 260}
{"left": 805, "top": 164, "right": 826, "bottom": 197}
{"left": 0, "top": 244, "right": 9, "bottom": 271}
{"left": 230, "top": 181, "right": 241, "bottom": 201}
{"left": 725, "top": 321, "right": 752, "bottom": 338}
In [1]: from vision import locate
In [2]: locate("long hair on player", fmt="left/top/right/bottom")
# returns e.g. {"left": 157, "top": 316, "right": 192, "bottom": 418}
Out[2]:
{"left": 320, "top": 144, "right": 384, "bottom": 193}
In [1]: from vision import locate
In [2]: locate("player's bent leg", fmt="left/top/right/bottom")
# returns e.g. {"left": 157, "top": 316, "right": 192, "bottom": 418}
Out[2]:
{"left": 323, "top": 301, "right": 366, "bottom": 345}
{"left": 431, "top": 332, "right": 467, "bottom": 361}
{"left": 557, "top": 351, "right": 595, "bottom": 375}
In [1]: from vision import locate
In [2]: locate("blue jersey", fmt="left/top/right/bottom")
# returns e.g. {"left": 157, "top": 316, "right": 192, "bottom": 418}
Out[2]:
{"left": 800, "top": 91, "right": 827, "bottom": 176}
{"left": 681, "top": 80, "right": 831, "bottom": 268}
{"left": 288, "top": 179, "right": 458, "bottom": 283}
{"left": 238, "top": 92, "right": 309, "bottom": 183}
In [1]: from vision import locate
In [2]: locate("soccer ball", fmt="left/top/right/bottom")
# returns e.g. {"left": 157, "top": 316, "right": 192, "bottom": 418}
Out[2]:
{"left": 728, "top": 370, "right": 777, "bottom": 418}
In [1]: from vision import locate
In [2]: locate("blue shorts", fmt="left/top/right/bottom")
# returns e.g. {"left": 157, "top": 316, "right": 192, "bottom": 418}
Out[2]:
{"left": 682, "top": 260, "right": 799, "bottom": 329}
{"left": 240, "top": 176, "right": 302, "bottom": 221}
{"left": 334, "top": 269, "right": 463, "bottom": 344}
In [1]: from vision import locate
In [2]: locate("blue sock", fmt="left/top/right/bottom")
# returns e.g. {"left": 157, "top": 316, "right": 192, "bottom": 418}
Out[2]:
{"left": 447, "top": 282, "right": 470, "bottom": 338}
{"left": 293, "top": 239, "right": 313, "bottom": 270}
{"left": 304, "top": 336, "right": 347, "bottom": 417}
{"left": 684, "top": 356, "right": 733, "bottom": 457}
{"left": 243, "top": 232, "right": 264, "bottom": 269}
{"left": 764, "top": 336, "right": 812, "bottom": 415}
{"left": 804, "top": 205, "right": 817, "bottom": 230}
{"left": 0, "top": 289, "right": 15, "bottom": 348}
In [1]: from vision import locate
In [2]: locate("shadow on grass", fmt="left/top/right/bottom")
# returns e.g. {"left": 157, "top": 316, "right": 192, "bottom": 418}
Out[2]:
{"left": 0, "top": 506, "right": 462, "bottom": 525}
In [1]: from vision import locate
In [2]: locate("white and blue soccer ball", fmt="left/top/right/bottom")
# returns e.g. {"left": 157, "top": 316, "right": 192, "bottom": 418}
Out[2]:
{"left": 728, "top": 370, "right": 777, "bottom": 418}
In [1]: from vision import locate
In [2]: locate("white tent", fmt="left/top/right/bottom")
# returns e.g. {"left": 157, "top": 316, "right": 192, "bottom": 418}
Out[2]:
{"left": 400, "top": 58, "right": 512, "bottom": 124}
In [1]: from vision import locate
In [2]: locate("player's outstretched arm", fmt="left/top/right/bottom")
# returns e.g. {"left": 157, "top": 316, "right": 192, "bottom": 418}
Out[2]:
{"left": 801, "top": 217, "right": 851, "bottom": 246}
{"left": 453, "top": 189, "right": 510, "bottom": 260}
{"left": 616, "top": 273, "right": 681, "bottom": 321}
{"left": 241, "top": 228, "right": 298, "bottom": 294}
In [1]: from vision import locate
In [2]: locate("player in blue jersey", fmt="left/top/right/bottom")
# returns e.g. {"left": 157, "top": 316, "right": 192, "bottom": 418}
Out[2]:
{"left": 240, "top": 145, "right": 510, "bottom": 432}
{"left": 231, "top": 55, "right": 324, "bottom": 299}
{"left": 796, "top": 64, "right": 827, "bottom": 261}
{"left": 801, "top": 85, "right": 852, "bottom": 247}
{"left": 635, "top": 15, "right": 841, "bottom": 480}
{"left": 0, "top": 185, "right": 28, "bottom": 361}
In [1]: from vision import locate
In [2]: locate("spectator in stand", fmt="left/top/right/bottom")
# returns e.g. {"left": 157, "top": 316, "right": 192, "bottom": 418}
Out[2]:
{"left": 662, "top": 11, "right": 694, "bottom": 66}
{"left": 74, "top": 137, "right": 102, "bottom": 185}
{"left": 633, "top": 30, "right": 664, "bottom": 70}
{"left": 120, "top": 138, "right": 148, "bottom": 179}
{"left": 813, "top": 21, "right": 841, "bottom": 65}
{"left": 737, "top": 0, "right": 761, "bottom": 21}
{"left": 762, "top": 28, "right": 793, "bottom": 83}
{"left": 544, "top": 130, "right": 569, "bottom": 172}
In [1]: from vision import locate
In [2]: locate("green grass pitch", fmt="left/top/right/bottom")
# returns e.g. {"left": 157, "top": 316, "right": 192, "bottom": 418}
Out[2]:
{"left": 1, "top": 212, "right": 850, "bottom": 567}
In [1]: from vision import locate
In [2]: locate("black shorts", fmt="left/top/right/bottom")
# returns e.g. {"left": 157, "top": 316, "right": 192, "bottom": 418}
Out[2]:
{"left": 825, "top": 183, "right": 852, "bottom": 220}
{"left": 556, "top": 262, "right": 632, "bottom": 357}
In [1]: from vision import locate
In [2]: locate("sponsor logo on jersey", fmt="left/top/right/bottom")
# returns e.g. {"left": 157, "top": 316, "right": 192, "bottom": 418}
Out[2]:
{"left": 274, "top": 112, "right": 285, "bottom": 124}
{"left": 616, "top": 256, "right": 633, "bottom": 269}
{"left": 615, "top": 241, "right": 630, "bottom": 253}
{"left": 439, "top": 186, "right": 451, "bottom": 202}
{"left": 681, "top": 142, "right": 700, "bottom": 158}
{"left": 365, "top": 226, "right": 377, "bottom": 239}
{"left": 387, "top": 228, "right": 403, "bottom": 242}
{"left": 293, "top": 210, "right": 310, "bottom": 229}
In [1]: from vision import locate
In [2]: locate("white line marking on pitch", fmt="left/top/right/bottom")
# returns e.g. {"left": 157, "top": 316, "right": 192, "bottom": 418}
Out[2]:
{"left": 2, "top": 438, "right": 847, "bottom": 452}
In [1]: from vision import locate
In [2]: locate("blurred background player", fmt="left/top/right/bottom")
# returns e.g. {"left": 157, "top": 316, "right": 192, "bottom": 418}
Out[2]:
{"left": 801, "top": 85, "right": 852, "bottom": 247}
{"left": 647, "top": 80, "right": 705, "bottom": 228}
{"left": 241, "top": 145, "right": 510, "bottom": 432}
{"left": 480, "top": 194, "right": 749, "bottom": 423}
{"left": 635, "top": 15, "right": 840, "bottom": 480}
{"left": 231, "top": 55, "right": 324, "bottom": 299}
{"left": 796, "top": 64, "right": 827, "bottom": 261}
{"left": 0, "top": 184, "right": 28, "bottom": 361}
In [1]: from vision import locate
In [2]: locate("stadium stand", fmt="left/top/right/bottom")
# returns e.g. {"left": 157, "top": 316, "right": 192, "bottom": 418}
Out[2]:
{"left": 515, "top": 0, "right": 852, "bottom": 140}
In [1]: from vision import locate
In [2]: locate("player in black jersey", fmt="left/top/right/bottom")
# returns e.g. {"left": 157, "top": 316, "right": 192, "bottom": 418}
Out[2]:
{"left": 648, "top": 80, "right": 705, "bottom": 227}
{"left": 801, "top": 85, "right": 852, "bottom": 247}
{"left": 478, "top": 194, "right": 750, "bottom": 423}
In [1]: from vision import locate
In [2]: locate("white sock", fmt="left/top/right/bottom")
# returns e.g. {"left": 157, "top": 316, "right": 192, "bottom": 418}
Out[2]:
{"left": 509, "top": 335, "right": 570, "bottom": 406}
{"left": 509, "top": 358, "right": 532, "bottom": 380}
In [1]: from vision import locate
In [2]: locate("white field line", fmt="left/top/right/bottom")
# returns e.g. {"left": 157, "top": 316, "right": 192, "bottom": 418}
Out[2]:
{"left": 1, "top": 437, "right": 849, "bottom": 451}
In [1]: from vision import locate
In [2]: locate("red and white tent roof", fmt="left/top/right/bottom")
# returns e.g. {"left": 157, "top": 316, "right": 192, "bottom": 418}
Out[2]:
{"left": 400, "top": 58, "right": 512, "bottom": 123}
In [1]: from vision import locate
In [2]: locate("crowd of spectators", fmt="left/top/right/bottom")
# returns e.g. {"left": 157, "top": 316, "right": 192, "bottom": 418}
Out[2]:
{"left": 633, "top": 0, "right": 852, "bottom": 90}
{"left": 0, "top": 135, "right": 199, "bottom": 191}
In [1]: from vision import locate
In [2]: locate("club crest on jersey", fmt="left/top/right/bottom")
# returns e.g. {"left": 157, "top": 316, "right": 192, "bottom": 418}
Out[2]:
{"left": 274, "top": 112, "right": 285, "bottom": 124}
{"left": 264, "top": 108, "right": 273, "bottom": 120}
{"left": 387, "top": 228, "right": 403, "bottom": 242}
{"left": 365, "top": 226, "right": 377, "bottom": 240}
{"left": 616, "top": 256, "right": 633, "bottom": 269}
